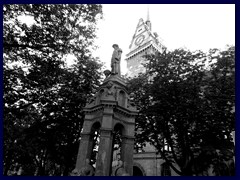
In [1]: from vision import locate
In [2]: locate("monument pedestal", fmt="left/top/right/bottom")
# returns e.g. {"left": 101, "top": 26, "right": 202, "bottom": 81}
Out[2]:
{"left": 74, "top": 73, "right": 138, "bottom": 176}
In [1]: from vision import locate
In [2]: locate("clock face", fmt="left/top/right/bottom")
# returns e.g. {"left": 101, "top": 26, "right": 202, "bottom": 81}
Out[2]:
{"left": 135, "top": 35, "right": 145, "bottom": 46}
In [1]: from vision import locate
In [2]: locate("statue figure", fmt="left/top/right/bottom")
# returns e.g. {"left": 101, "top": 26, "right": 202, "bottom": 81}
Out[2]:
{"left": 127, "top": 97, "right": 135, "bottom": 108}
{"left": 70, "top": 168, "right": 80, "bottom": 176}
{"left": 106, "top": 81, "right": 116, "bottom": 99}
{"left": 112, "top": 160, "right": 130, "bottom": 176}
{"left": 87, "top": 95, "right": 96, "bottom": 106}
{"left": 111, "top": 44, "right": 122, "bottom": 75}
{"left": 71, "top": 159, "right": 94, "bottom": 176}
{"left": 80, "top": 159, "right": 94, "bottom": 176}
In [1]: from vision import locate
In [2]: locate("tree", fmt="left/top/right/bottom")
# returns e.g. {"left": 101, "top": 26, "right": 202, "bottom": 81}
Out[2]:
{"left": 3, "top": 4, "right": 103, "bottom": 175}
{"left": 128, "top": 46, "right": 235, "bottom": 176}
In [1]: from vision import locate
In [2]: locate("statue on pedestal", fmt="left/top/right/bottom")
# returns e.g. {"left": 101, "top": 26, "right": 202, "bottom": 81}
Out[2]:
{"left": 111, "top": 44, "right": 122, "bottom": 75}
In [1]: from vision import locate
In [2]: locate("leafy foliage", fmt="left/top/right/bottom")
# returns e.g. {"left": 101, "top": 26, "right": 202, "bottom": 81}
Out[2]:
{"left": 3, "top": 4, "right": 103, "bottom": 176}
{"left": 128, "top": 46, "right": 235, "bottom": 175}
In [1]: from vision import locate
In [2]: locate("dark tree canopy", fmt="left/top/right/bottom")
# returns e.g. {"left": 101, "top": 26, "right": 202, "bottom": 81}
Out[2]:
{"left": 128, "top": 46, "right": 235, "bottom": 176}
{"left": 3, "top": 4, "right": 103, "bottom": 176}
{"left": 3, "top": 4, "right": 235, "bottom": 177}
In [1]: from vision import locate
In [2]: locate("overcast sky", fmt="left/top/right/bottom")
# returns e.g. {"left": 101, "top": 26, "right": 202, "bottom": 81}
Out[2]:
{"left": 92, "top": 4, "right": 235, "bottom": 74}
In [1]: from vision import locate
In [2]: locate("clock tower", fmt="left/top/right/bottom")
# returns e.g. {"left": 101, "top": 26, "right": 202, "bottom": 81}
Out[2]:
{"left": 126, "top": 9, "right": 166, "bottom": 77}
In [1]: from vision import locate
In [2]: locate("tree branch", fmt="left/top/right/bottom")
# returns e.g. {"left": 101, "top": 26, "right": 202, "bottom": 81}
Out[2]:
{"left": 151, "top": 133, "right": 183, "bottom": 175}
{"left": 4, "top": 42, "right": 49, "bottom": 51}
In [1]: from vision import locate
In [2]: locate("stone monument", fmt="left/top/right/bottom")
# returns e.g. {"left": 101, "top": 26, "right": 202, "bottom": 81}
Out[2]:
{"left": 73, "top": 44, "right": 138, "bottom": 176}
{"left": 111, "top": 44, "right": 122, "bottom": 75}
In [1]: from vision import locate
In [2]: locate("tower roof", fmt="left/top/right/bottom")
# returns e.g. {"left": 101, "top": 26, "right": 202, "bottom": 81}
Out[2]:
{"left": 126, "top": 17, "right": 164, "bottom": 59}
{"left": 125, "top": 7, "right": 166, "bottom": 77}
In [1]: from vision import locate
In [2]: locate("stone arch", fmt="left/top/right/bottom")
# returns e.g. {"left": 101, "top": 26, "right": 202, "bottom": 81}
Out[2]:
{"left": 113, "top": 122, "right": 126, "bottom": 136}
{"left": 97, "top": 89, "right": 105, "bottom": 104}
{"left": 89, "top": 121, "right": 101, "bottom": 167}
{"left": 133, "top": 162, "right": 146, "bottom": 176}
{"left": 112, "top": 123, "right": 125, "bottom": 160}
{"left": 91, "top": 121, "right": 101, "bottom": 132}
{"left": 80, "top": 119, "right": 100, "bottom": 135}
{"left": 118, "top": 90, "right": 126, "bottom": 107}
{"left": 111, "top": 123, "right": 125, "bottom": 175}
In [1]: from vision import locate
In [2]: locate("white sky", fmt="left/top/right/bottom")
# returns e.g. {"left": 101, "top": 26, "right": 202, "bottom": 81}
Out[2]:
{"left": 93, "top": 4, "right": 235, "bottom": 74}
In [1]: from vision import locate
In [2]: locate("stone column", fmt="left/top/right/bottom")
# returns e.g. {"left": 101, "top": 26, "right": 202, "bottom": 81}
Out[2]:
{"left": 95, "top": 129, "right": 113, "bottom": 176}
{"left": 121, "top": 136, "right": 135, "bottom": 176}
{"left": 75, "top": 118, "right": 95, "bottom": 171}
{"left": 75, "top": 132, "right": 94, "bottom": 170}
{"left": 95, "top": 106, "right": 114, "bottom": 176}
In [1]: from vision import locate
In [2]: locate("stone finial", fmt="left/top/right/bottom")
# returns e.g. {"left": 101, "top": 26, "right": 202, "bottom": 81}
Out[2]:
{"left": 104, "top": 69, "right": 111, "bottom": 78}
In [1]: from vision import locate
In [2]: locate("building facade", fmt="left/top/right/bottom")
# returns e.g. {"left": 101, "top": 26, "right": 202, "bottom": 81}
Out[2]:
{"left": 133, "top": 144, "right": 179, "bottom": 176}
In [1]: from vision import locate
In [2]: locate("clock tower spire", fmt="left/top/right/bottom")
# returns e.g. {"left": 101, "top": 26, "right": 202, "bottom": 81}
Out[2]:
{"left": 146, "top": 5, "right": 151, "bottom": 31}
{"left": 125, "top": 8, "right": 165, "bottom": 77}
